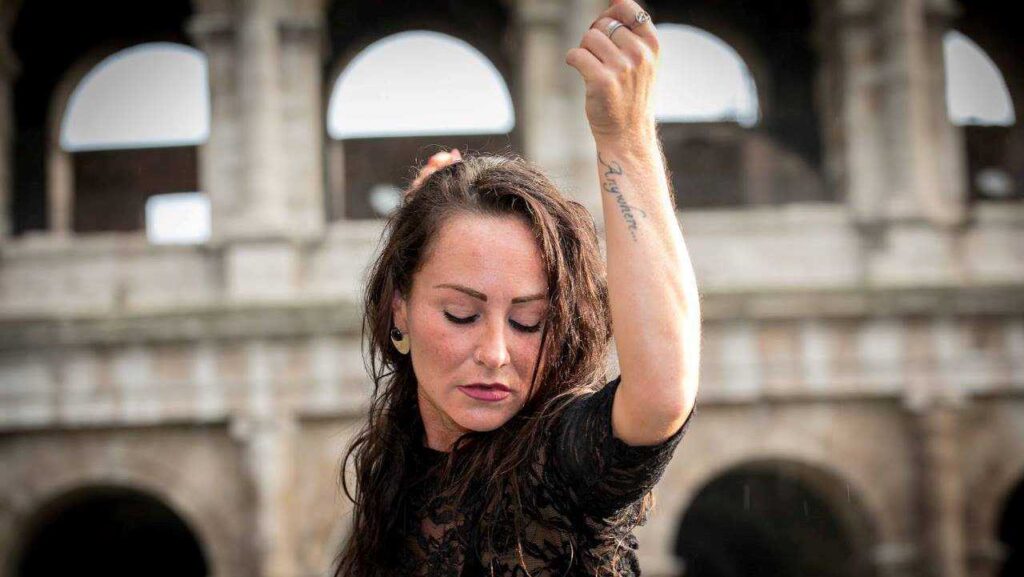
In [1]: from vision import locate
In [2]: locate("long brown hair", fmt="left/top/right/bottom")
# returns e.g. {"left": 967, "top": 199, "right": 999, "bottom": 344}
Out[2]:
{"left": 333, "top": 153, "right": 616, "bottom": 575}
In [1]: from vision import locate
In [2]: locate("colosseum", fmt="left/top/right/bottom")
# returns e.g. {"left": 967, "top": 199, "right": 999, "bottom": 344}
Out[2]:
{"left": 0, "top": 0, "right": 1021, "bottom": 576}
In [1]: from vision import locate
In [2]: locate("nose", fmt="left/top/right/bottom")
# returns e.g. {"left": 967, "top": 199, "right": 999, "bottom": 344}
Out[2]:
{"left": 474, "top": 318, "right": 511, "bottom": 370}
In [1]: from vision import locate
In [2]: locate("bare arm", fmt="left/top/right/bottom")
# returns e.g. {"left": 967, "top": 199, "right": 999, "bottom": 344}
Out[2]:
{"left": 567, "top": 0, "right": 700, "bottom": 446}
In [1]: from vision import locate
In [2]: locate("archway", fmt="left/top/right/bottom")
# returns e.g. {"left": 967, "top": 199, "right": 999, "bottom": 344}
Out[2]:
{"left": 8, "top": 0, "right": 194, "bottom": 235}
{"left": 56, "top": 41, "right": 210, "bottom": 241}
{"left": 325, "top": 29, "right": 516, "bottom": 219}
{"left": 13, "top": 484, "right": 208, "bottom": 577}
{"left": 942, "top": 30, "right": 1021, "bottom": 202}
{"left": 997, "top": 475, "right": 1024, "bottom": 577}
{"left": 674, "top": 462, "right": 874, "bottom": 577}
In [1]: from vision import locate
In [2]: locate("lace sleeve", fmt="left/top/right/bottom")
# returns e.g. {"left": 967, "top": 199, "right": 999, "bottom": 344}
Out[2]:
{"left": 551, "top": 375, "right": 695, "bottom": 519}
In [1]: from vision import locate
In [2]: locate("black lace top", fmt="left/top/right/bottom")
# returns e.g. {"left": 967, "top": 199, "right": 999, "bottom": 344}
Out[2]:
{"left": 398, "top": 375, "right": 696, "bottom": 576}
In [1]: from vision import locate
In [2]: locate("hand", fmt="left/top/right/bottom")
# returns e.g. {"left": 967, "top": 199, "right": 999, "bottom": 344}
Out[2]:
{"left": 565, "top": 0, "right": 659, "bottom": 145}
{"left": 407, "top": 149, "right": 463, "bottom": 197}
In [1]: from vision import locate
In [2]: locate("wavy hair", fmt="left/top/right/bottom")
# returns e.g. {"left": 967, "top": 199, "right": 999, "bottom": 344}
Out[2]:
{"left": 333, "top": 153, "right": 624, "bottom": 575}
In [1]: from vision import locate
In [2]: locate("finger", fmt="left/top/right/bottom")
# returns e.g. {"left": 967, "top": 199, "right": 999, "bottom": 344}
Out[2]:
{"left": 429, "top": 151, "right": 453, "bottom": 167}
{"left": 451, "top": 148, "right": 462, "bottom": 161}
{"left": 414, "top": 165, "right": 439, "bottom": 185}
{"left": 601, "top": 1, "right": 656, "bottom": 46}
{"left": 592, "top": 16, "right": 648, "bottom": 63}
{"left": 580, "top": 26, "right": 629, "bottom": 69}
{"left": 565, "top": 46, "right": 605, "bottom": 81}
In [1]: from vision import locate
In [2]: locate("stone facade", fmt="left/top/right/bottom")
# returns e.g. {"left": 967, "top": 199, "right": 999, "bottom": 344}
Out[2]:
{"left": 0, "top": 1, "right": 1022, "bottom": 577}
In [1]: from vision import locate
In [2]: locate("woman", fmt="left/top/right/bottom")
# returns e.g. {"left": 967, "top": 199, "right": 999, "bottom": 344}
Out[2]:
{"left": 333, "top": 1, "right": 701, "bottom": 575}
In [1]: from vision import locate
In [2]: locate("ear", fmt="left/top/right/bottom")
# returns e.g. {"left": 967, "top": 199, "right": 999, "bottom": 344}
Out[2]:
{"left": 391, "top": 290, "right": 409, "bottom": 333}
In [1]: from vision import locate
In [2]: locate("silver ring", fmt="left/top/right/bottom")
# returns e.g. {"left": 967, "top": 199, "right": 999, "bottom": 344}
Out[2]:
{"left": 605, "top": 19, "right": 625, "bottom": 39}
{"left": 631, "top": 9, "right": 651, "bottom": 28}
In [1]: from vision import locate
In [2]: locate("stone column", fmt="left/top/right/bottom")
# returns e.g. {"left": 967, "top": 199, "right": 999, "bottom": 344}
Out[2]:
{"left": 515, "top": 0, "right": 602, "bottom": 218}
{"left": 188, "top": 4, "right": 242, "bottom": 247}
{"left": 234, "top": 0, "right": 290, "bottom": 239}
{"left": 231, "top": 410, "right": 300, "bottom": 577}
{"left": 190, "top": 0, "right": 327, "bottom": 300}
{"left": 922, "top": 1, "right": 968, "bottom": 225}
{"left": 516, "top": 1, "right": 569, "bottom": 169}
{"left": 911, "top": 405, "right": 967, "bottom": 577}
{"left": 903, "top": 314, "right": 968, "bottom": 577}
{"left": 0, "top": 36, "right": 17, "bottom": 240}
{"left": 835, "top": 0, "right": 887, "bottom": 227}
{"left": 278, "top": 6, "right": 327, "bottom": 240}
{"left": 878, "top": 0, "right": 963, "bottom": 227}
{"left": 191, "top": 0, "right": 326, "bottom": 242}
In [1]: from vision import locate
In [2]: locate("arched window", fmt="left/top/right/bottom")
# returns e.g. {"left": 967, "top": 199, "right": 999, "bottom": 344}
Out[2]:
{"left": 943, "top": 31, "right": 1021, "bottom": 201}
{"left": 327, "top": 31, "right": 513, "bottom": 139}
{"left": 655, "top": 24, "right": 796, "bottom": 208}
{"left": 61, "top": 43, "right": 209, "bottom": 150}
{"left": 655, "top": 24, "right": 759, "bottom": 127}
{"left": 943, "top": 31, "right": 1015, "bottom": 127}
{"left": 59, "top": 42, "right": 210, "bottom": 243}
{"left": 327, "top": 31, "right": 515, "bottom": 219}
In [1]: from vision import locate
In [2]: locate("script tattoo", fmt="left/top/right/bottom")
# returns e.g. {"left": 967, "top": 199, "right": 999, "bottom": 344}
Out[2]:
{"left": 598, "top": 153, "right": 647, "bottom": 241}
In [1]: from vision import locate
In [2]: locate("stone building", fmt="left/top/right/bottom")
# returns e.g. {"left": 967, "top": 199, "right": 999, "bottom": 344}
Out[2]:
{"left": 0, "top": 1, "right": 1022, "bottom": 576}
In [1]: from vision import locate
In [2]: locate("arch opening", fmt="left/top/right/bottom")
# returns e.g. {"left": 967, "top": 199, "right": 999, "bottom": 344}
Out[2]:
{"left": 14, "top": 484, "right": 209, "bottom": 577}
{"left": 943, "top": 31, "right": 1015, "bottom": 128}
{"left": 943, "top": 31, "right": 1023, "bottom": 201}
{"left": 997, "top": 474, "right": 1024, "bottom": 577}
{"left": 325, "top": 30, "right": 516, "bottom": 220}
{"left": 674, "top": 464, "right": 875, "bottom": 577}
{"left": 59, "top": 42, "right": 210, "bottom": 242}
{"left": 327, "top": 30, "right": 513, "bottom": 139}
{"left": 655, "top": 24, "right": 759, "bottom": 127}
{"left": 61, "top": 42, "right": 210, "bottom": 151}
{"left": 652, "top": 22, "right": 825, "bottom": 208}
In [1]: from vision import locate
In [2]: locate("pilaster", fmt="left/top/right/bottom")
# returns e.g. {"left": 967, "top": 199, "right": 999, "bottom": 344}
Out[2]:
{"left": 231, "top": 409, "right": 300, "bottom": 577}
{"left": 515, "top": 0, "right": 602, "bottom": 218}
{"left": 878, "top": 0, "right": 965, "bottom": 227}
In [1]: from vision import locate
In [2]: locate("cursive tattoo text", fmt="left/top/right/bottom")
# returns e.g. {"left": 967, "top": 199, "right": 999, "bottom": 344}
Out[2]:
{"left": 598, "top": 153, "right": 646, "bottom": 241}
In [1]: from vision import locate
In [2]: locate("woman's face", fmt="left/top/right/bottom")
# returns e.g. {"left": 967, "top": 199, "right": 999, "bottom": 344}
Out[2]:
{"left": 392, "top": 212, "right": 549, "bottom": 451}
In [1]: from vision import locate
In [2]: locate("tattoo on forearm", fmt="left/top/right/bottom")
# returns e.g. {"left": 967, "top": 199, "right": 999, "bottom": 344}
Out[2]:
{"left": 598, "top": 153, "right": 647, "bottom": 241}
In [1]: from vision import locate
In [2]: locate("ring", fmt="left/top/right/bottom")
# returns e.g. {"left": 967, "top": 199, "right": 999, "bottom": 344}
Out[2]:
{"left": 605, "top": 19, "right": 625, "bottom": 39}
{"left": 630, "top": 9, "right": 651, "bottom": 28}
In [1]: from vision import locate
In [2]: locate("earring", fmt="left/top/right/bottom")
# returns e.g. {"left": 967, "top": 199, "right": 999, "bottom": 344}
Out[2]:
{"left": 390, "top": 327, "right": 410, "bottom": 355}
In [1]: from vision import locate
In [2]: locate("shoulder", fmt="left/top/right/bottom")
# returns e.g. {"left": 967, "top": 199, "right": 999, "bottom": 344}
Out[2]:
{"left": 557, "top": 375, "right": 692, "bottom": 463}
{"left": 545, "top": 375, "right": 693, "bottom": 518}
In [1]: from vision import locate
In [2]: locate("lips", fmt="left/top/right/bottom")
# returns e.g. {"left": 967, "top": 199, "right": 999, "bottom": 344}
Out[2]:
{"left": 466, "top": 382, "right": 511, "bottom": 392}
{"left": 458, "top": 383, "right": 512, "bottom": 402}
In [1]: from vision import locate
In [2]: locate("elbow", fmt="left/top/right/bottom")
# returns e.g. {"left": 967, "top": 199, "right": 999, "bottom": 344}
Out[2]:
{"left": 653, "top": 370, "right": 699, "bottom": 425}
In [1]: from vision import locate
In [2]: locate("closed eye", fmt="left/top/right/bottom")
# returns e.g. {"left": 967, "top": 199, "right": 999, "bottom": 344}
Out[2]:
{"left": 444, "top": 311, "right": 542, "bottom": 334}
{"left": 444, "top": 311, "right": 478, "bottom": 325}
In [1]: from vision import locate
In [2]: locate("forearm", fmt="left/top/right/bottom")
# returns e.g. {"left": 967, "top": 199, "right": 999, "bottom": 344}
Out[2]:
{"left": 595, "top": 132, "right": 701, "bottom": 419}
{"left": 564, "top": 0, "right": 699, "bottom": 441}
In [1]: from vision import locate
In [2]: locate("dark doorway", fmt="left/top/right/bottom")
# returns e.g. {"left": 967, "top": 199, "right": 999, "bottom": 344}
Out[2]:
{"left": 15, "top": 485, "right": 208, "bottom": 577}
{"left": 674, "top": 466, "right": 868, "bottom": 577}
{"left": 998, "top": 475, "right": 1024, "bottom": 577}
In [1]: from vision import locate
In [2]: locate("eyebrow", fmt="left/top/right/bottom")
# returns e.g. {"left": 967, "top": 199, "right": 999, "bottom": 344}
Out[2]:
{"left": 434, "top": 283, "right": 546, "bottom": 304}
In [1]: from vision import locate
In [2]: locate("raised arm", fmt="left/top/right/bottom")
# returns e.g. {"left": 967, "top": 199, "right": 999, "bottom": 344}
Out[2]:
{"left": 566, "top": 0, "right": 700, "bottom": 446}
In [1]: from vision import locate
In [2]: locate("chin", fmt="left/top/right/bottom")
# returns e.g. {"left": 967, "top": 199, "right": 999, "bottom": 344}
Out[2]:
{"left": 452, "top": 407, "right": 515, "bottom": 433}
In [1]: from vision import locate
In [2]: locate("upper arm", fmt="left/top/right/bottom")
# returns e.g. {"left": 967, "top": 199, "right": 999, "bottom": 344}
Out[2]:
{"left": 549, "top": 376, "right": 695, "bottom": 519}
{"left": 611, "top": 373, "right": 697, "bottom": 447}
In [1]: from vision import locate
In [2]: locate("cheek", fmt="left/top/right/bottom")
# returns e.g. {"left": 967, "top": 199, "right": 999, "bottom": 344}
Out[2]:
{"left": 412, "top": 312, "right": 471, "bottom": 372}
{"left": 512, "top": 336, "right": 544, "bottom": 374}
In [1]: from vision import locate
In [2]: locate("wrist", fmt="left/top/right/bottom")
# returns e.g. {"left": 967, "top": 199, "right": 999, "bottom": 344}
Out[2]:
{"left": 592, "top": 123, "right": 659, "bottom": 157}
{"left": 593, "top": 134, "right": 661, "bottom": 164}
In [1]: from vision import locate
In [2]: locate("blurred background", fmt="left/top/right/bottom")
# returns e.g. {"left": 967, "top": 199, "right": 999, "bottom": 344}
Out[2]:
{"left": 0, "top": 0, "right": 1022, "bottom": 576}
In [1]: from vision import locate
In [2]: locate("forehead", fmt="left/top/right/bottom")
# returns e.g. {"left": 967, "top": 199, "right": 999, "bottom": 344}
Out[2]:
{"left": 415, "top": 212, "right": 547, "bottom": 296}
